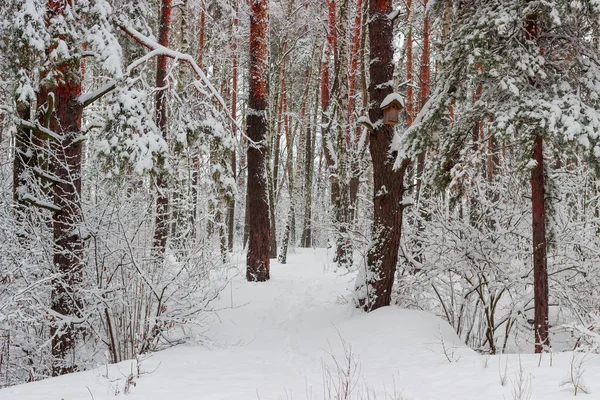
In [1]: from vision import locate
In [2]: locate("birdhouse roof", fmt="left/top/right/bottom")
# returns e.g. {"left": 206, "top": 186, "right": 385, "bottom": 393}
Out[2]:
{"left": 380, "top": 93, "right": 404, "bottom": 110}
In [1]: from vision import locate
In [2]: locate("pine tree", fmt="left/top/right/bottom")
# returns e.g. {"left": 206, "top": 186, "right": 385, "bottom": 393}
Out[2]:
{"left": 246, "top": 0, "right": 271, "bottom": 282}
{"left": 355, "top": 0, "right": 410, "bottom": 311}
{"left": 152, "top": 0, "right": 173, "bottom": 255}
{"left": 400, "top": 0, "right": 600, "bottom": 352}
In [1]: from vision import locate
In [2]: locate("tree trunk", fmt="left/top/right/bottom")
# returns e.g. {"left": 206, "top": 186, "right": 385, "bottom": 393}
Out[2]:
{"left": 300, "top": 124, "right": 313, "bottom": 248}
{"left": 37, "top": 0, "right": 85, "bottom": 377}
{"left": 279, "top": 162, "right": 294, "bottom": 264}
{"left": 197, "top": 0, "right": 205, "bottom": 69}
{"left": 347, "top": 0, "right": 363, "bottom": 221}
{"left": 246, "top": 0, "right": 271, "bottom": 281}
{"left": 227, "top": 5, "right": 239, "bottom": 252}
{"left": 50, "top": 82, "right": 84, "bottom": 376}
{"left": 152, "top": 0, "right": 173, "bottom": 254}
{"left": 334, "top": 0, "right": 352, "bottom": 268}
{"left": 321, "top": 0, "right": 351, "bottom": 267}
{"left": 301, "top": 83, "right": 319, "bottom": 248}
{"left": 356, "top": 0, "right": 409, "bottom": 312}
{"left": 13, "top": 103, "right": 33, "bottom": 214}
{"left": 415, "top": 0, "right": 430, "bottom": 202}
{"left": 405, "top": 0, "right": 414, "bottom": 127}
{"left": 531, "top": 137, "right": 549, "bottom": 353}
{"left": 190, "top": 2, "right": 205, "bottom": 237}
{"left": 524, "top": 14, "right": 550, "bottom": 353}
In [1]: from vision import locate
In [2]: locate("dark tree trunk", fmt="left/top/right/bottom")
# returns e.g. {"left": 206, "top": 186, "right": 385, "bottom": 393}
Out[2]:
{"left": 357, "top": 0, "right": 409, "bottom": 312}
{"left": 300, "top": 124, "right": 314, "bottom": 248}
{"left": 333, "top": 0, "right": 353, "bottom": 268}
{"left": 321, "top": 0, "right": 351, "bottom": 267}
{"left": 190, "top": 3, "right": 205, "bottom": 239}
{"left": 152, "top": 0, "right": 173, "bottom": 254}
{"left": 301, "top": 82, "right": 319, "bottom": 248}
{"left": 243, "top": 195, "right": 250, "bottom": 249}
{"left": 227, "top": 152, "right": 236, "bottom": 252}
{"left": 246, "top": 0, "right": 270, "bottom": 281}
{"left": 13, "top": 103, "right": 33, "bottom": 213}
{"left": 50, "top": 82, "right": 84, "bottom": 376}
{"left": 346, "top": 0, "right": 363, "bottom": 222}
{"left": 531, "top": 135, "right": 549, "bottom": 353}
{"left": 38, "top": 0, "right": 85, "bottom": 377}
{"left": 524, "top": 14, "right": 550, "bottom": 354}
{"left": 269, "top": 135, "right": 280, "bottom": 258}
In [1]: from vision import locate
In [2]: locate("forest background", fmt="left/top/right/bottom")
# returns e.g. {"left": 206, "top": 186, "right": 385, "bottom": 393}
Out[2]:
{"left": 1, "top": 0, "right": 600, "bottom": 387}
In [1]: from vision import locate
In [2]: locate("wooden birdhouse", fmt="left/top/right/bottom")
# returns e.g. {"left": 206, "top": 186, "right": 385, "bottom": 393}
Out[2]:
{"left": 380, "top": 94, "right": 404, "bottom": 126}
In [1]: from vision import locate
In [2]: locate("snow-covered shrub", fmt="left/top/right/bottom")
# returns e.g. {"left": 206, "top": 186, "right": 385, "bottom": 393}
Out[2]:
{"left": 397, "top": 148, "right": 600, "bottom": 354}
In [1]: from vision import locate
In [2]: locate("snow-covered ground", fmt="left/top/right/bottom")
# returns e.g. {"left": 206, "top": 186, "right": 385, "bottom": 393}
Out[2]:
{"left": 2, "top": 248, "right": 599, "bottom": 399}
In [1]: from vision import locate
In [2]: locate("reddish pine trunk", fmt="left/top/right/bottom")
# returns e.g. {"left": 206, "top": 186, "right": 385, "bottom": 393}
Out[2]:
{"left": 246, "top": 0, "right": 270, "bottom": 281}
{"left": 41, "top": 0, "right": 85, "bottom": 377}
{"left": 403, "top": 1, "right": 415, "bottom": 195}
{"left": 347, "top": 0, "right": 364, "bottom": 220}
{"left": 152, "top": 0, "right": 173, "bottom": 254}
{"left": 357, "top": 0, "right": 409, "bottom": 311}
{"left": 50, "top": 75, "right": 84, "bottom": 376}
{"left": 405, "top": 0, "right": 414, "bottom": 126}
{"left": 197, "top": 0, "right": 205, "bottom": 70}
{"left": 359, "top": 0, "right": 369, "bottom": 112}
{"left": 525, "top": 15, "right": 550, "bottom": 353}
{"left": 415, "top": 0, "right": 430, "bottom": 201}
{"left": 419, "top": 1, "right": 431, "bottom": 111}
{"left": 321, "top": 0, "right": 350, "bottom": 265}
{"left": 348, "top": 0, "right": 363, "bottom": 128}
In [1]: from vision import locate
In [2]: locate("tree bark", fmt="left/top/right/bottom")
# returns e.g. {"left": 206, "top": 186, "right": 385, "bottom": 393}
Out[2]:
{"left": 356, "top": 0, "right": 409, "bottom": 312}
{"left": 37, "top": 0, "right": 86, "bottom": 377}
{"left": 321, "top": 0, "right": 351, "bottom": 267}
{"left": 227, "top": 5, "right": 239, "bottom": 252}
{"left": 531, "top": 135, "right": 549, "bottom": 353}
{"left": 152, "top": 0, "right": 173, "bottom": 254}
{"left": 524, "top": 14, "right": 550, "bottom": 353}
{"left": 415, "top": 0, "right": 430, "bottom": 202}
{"left": 13, "top": 103, "right": 33, "bottom": 214}
{"left": 246, "top": 0, "right": 271, "bottom": 281}
{"left": 50, "top": 82, "right": 84, "bottom": 375}
{"left": 405, "top": 0, "right": 414, "bottom": 127}
{"left": 197, "top": 0, "right": 205, "bottom": 70}
{"left": 301, "top": 83, "right": 319, "bottom": 248}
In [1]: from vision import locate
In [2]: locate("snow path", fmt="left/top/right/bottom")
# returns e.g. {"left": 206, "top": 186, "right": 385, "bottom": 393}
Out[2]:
{"left": 2, "top": 248, "right": 600, "bottom": 399}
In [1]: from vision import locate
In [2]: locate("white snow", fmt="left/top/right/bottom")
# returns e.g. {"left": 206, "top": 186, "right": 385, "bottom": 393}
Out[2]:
{"left": 357, "top": 115, "right": 373, "bottom": 127}
{"left": 380, "top": 93, "right": 404, "bottom": 109}
{"left": 2, "top": 248, "right": 600, "bottom": 399}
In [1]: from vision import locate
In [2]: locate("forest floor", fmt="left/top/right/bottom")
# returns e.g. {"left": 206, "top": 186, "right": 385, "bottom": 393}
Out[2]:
{"left": 2, "top": 248, "right": 600, "bottom": 400}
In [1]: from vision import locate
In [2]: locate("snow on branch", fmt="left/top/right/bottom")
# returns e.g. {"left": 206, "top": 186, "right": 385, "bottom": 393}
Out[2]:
{"left": 118, "top": 24, "right": 231, "bottom": 120}
{"left": 78, "top": 23, "right": 239, "bottom": 137}
{"left": 18, "top": 119, "right": 63, "bottom": 142}
{"left": 78, "top": 81, "right": 117, "bottom": 108}
{"left": 21, "top": 193, "right": 61, "bottom": 212}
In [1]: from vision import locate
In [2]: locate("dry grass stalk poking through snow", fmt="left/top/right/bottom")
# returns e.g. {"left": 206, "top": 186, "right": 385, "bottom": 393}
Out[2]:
{"left": 510, "top": 357, "right": 532, "bottom": 400}
{"left": 560, "top": 352, "right": 589, "bottom": 396}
